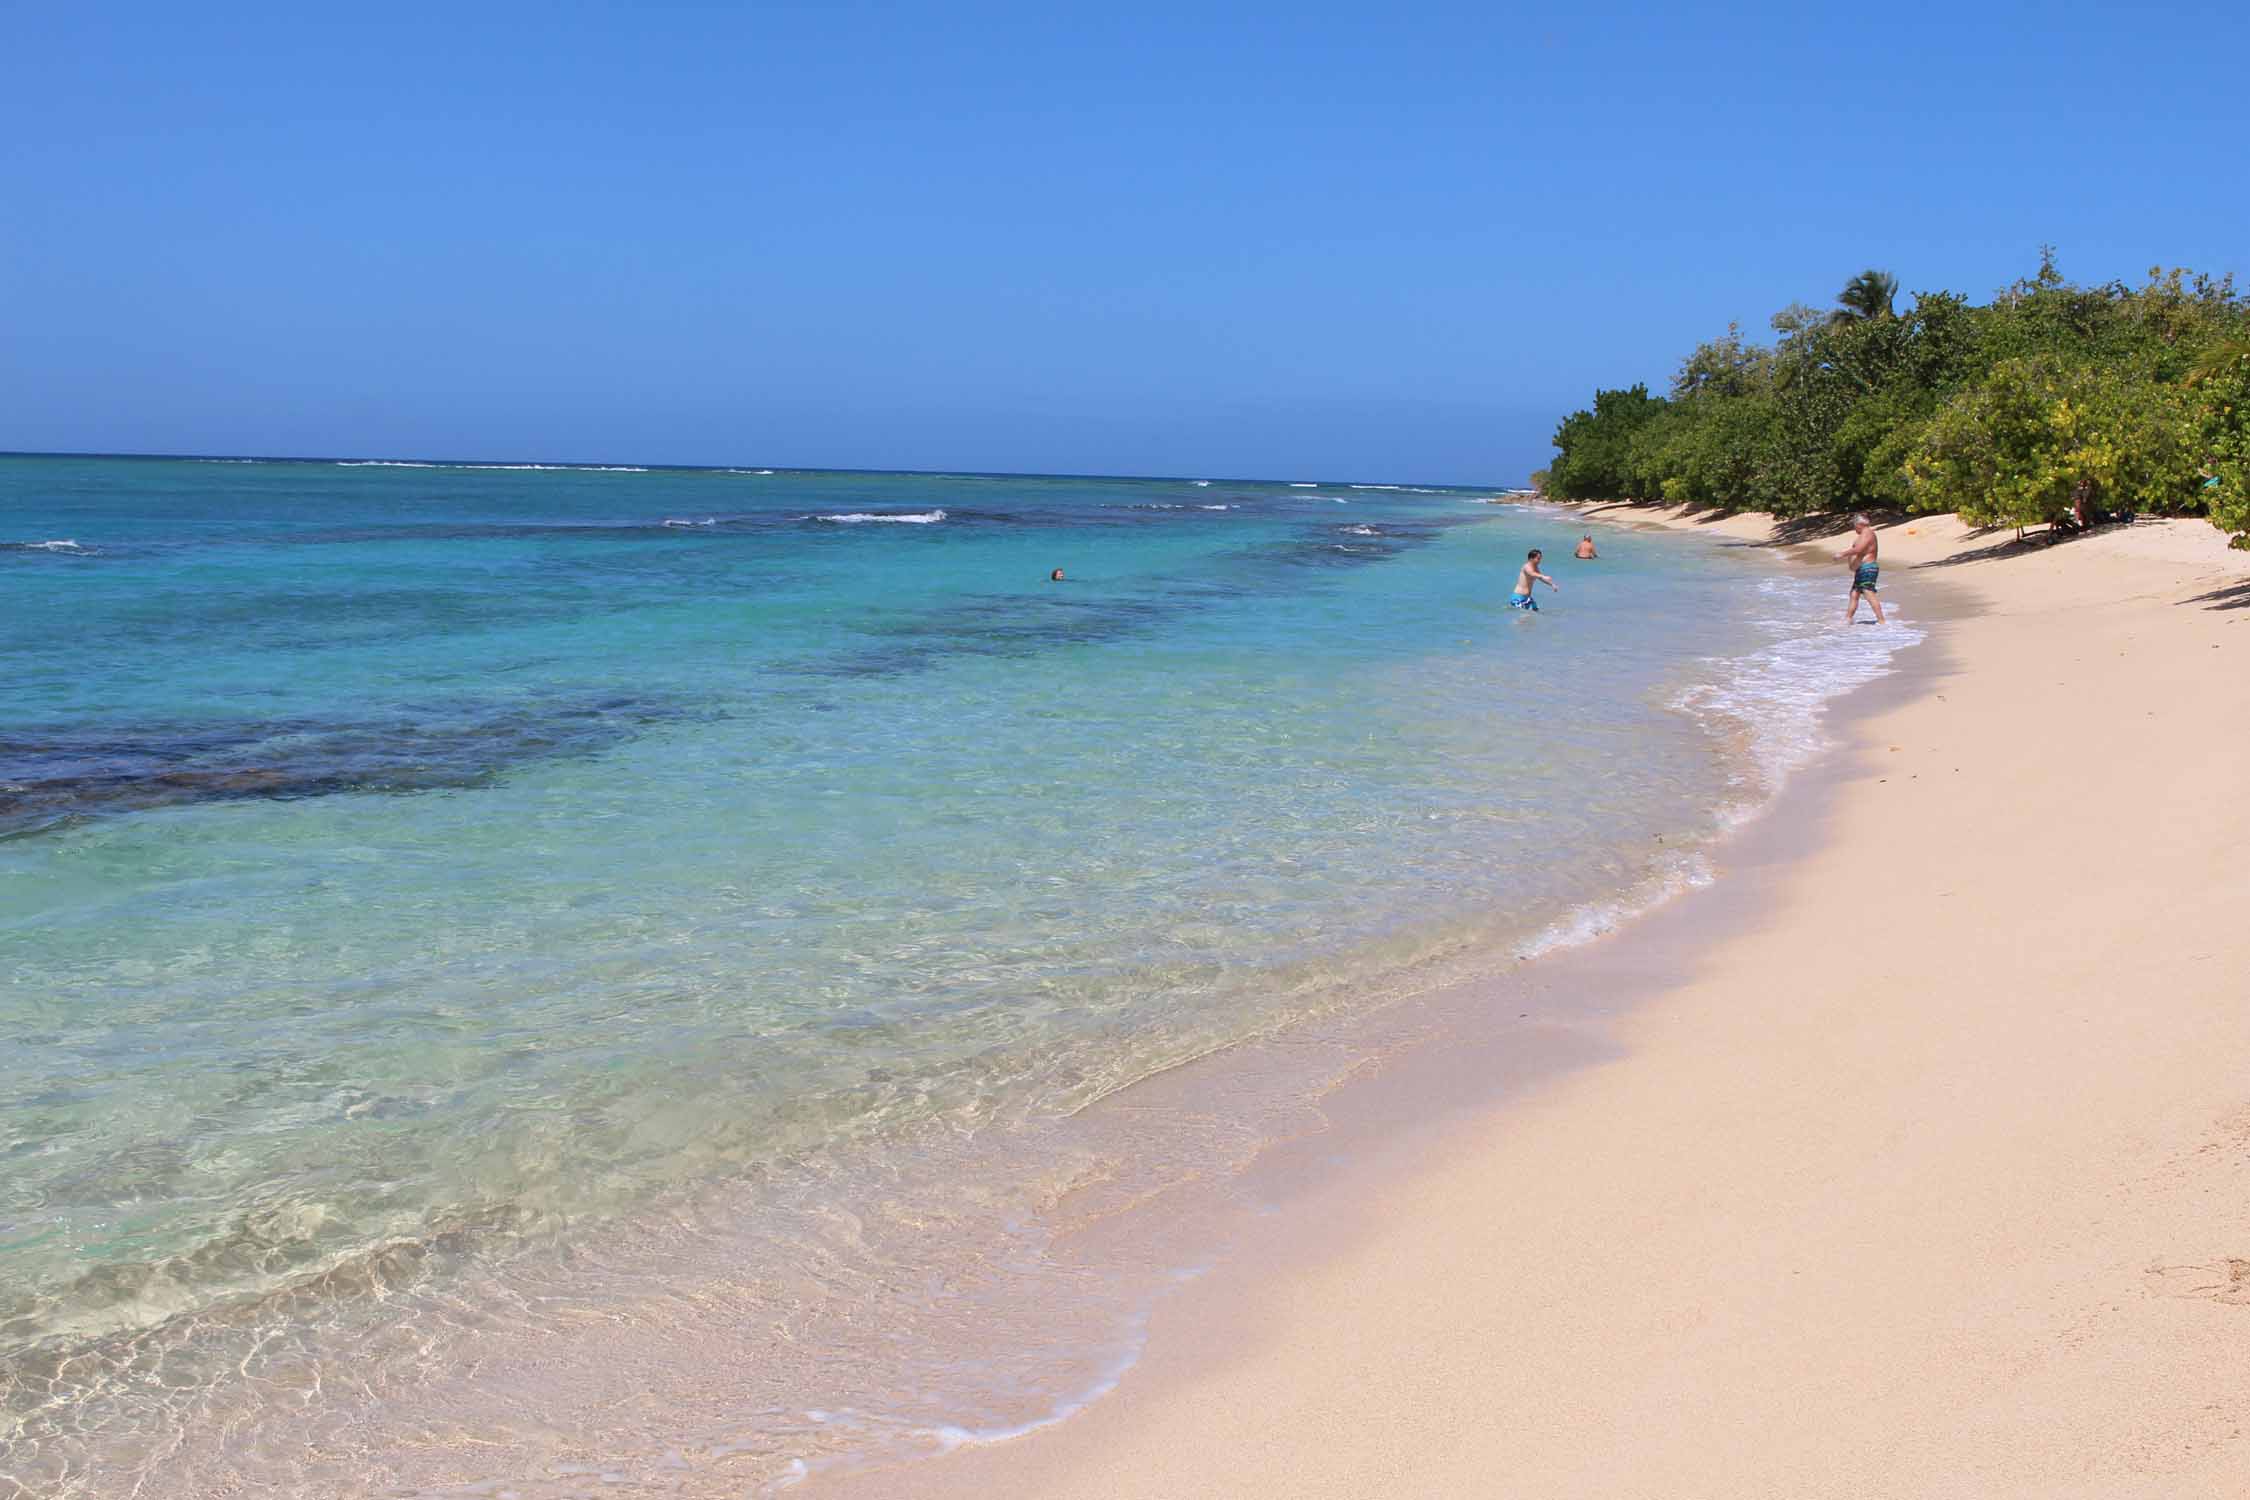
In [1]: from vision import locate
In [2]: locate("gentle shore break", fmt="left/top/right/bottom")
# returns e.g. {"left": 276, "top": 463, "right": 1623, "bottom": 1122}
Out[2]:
{"left": 813, "top": 507, "right": 2250, "bottom": 1500}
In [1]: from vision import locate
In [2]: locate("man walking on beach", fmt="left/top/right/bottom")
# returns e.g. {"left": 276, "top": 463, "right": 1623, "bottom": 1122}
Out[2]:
{"left": 1511, "top": 549, "right": 1558, "bottom": 611}
{"left": 1838, "top": 514, "right": 1885, "bottom": 624}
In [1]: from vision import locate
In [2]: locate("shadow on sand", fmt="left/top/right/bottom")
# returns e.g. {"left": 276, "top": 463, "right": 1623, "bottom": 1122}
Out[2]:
{"left": 2184, "top": 578, "right": 2250, "bottom": 611}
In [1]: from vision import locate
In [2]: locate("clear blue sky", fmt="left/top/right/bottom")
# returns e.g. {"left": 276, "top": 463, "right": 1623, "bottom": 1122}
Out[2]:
{"left": 5, "top": 2, "right": 2244, "bottom": 483}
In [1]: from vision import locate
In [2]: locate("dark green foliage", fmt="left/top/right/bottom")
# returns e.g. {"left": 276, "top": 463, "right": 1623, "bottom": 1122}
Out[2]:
{"left": 1542, "top": 254, "right": 2250, "bottom": 542}
{"left": 1545, "top": 384, "right": 1667, "bottom": 499}
{"left": 2194, "top": 342, "right": 2250, "bottom": 547}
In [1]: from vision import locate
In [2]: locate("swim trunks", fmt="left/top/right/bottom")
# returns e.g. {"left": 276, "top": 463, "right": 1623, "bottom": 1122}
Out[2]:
{"left": 1854, "top": 562, "right": 1879, "bottom": 592}
{"left": 1508, "top": 592, "right": 1538, "bottom": 611}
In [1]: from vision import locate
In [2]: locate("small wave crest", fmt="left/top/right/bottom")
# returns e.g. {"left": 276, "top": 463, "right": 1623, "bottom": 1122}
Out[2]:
{"left": 336, "top": 460, "right": 649, "bottom": 472}
{"left": 5, "top": 538, "right": 97, "bottom": 555}
{"left": 1516, "top": 850, "right": 1717, "bottom": 960}
{"left": 811, "top": 510, "right": 947, "bottom": 525}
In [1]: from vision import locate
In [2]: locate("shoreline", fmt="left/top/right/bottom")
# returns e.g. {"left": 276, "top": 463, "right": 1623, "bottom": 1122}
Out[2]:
{"left": 9, "top": 491, "right": 1901, "bottom": 1499}
{"left": 810, "top": 507, "right": 2250, "bottom": 1498}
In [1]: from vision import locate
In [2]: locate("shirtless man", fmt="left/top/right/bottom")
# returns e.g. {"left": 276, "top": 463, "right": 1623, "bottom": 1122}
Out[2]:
{"left": 1573, "top": 534, "right": 1598, "bottom": 560}
{"left": 1838, "top": 514, "right": 1886, "bottom": 624}
{"left": 1510, "top": 548, "right": 1559, "bottom": 611}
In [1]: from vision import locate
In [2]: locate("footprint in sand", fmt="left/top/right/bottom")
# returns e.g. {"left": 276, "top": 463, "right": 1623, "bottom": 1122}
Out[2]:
{"left": 2144, "top": 1258, "right": 2250, "bottom": 1305}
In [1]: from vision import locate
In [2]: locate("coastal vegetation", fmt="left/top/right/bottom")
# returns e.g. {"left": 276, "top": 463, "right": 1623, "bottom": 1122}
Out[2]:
{"left": 1538, "top": 252, "right": 2250, "bottom": 546}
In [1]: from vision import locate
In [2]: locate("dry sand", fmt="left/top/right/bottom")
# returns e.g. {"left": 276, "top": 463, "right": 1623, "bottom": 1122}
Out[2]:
{"left": 814, "top": 509, "right": 2250, "bottom": 1499}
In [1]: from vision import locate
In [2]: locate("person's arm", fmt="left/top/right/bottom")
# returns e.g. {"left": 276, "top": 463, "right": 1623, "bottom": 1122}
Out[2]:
{"left": 1538, "top": 568, "right": 1559, "bottom": 590}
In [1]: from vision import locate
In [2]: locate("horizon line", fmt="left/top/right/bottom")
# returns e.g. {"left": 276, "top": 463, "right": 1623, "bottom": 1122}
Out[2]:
{"left": 0, "top": 448, "right": 1520, "bottom": 492}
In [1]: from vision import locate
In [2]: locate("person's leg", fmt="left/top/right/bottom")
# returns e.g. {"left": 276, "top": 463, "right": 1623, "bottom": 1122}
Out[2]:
{"left": 1867, "top": 588, "right": 1886, "bottom": 624}
{"left": 1845, "top": 587, "right": 1862, "bottom": 624}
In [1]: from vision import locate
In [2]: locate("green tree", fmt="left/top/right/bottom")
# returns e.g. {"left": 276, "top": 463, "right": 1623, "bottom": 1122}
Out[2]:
{"left": 1904, "top": 356, "right": 2200, "bottom": 528}
{"left": 2190, "top": 342, "right": 2250, "bottom": 547}
{"left": 1542, "top": 253, "right": 2245, "bottom": 526}
{"left": 1546, "top": 385, "right": 1667, "bottom": 499}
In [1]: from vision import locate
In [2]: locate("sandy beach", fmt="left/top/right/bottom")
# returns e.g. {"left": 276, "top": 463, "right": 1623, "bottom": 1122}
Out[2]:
{"left": 815, "top": 507, "right": 2250, "bottom": 1499}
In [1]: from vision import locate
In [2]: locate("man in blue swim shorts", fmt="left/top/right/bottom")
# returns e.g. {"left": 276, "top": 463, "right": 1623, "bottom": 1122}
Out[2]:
{"left": 1511, "top": 548, "right": 1558, "bottom": 611}
{"left": 1837, "top": 514, "right": 1886, "bottom": 625}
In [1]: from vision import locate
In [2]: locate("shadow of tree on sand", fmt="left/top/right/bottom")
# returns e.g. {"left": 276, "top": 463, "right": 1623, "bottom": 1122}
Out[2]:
{"left": 1909, "top": 522, "right": 2139, "bottom": 568}
{"left": 2184, "top": 578, "right": 2250, "bottom": 610}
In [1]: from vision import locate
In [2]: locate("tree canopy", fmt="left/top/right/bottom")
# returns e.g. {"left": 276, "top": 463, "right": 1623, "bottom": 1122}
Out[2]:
{"left": 1541, "top": 255, "right": 2250, "bottom": 547}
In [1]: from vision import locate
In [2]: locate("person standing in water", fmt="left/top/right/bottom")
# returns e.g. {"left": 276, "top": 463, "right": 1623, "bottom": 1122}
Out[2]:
{"left": 1574, "top": 534, "right": 1598, "bottom": 560}
{"left": 1510, "top": 549, "right": 1559, "bottom": 611}
{"left": 1838, "top": 514, "right": 1886, "bottom": 624}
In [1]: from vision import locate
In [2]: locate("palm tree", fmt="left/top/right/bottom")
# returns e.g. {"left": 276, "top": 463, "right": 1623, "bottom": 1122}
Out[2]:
{"left": 2186, "top": 336, "right": 2250, "bottom": 386}
{"left": 1829, "top": 269, "right": 1899, "bottom": 327}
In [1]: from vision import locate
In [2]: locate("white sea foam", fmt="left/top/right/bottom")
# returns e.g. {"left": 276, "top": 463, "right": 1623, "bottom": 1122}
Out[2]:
{"left": 1341, "top": 524, "right": 1379, "bottom": 536}
{"left": 1518, "top": 572, "right": 1923, "bottom": 959}
{"left": 1675, "top": 574, "right": 1925, "bottom": 814}
{"left": 1190, "top": 480, "right": 1212, "bottom": 487}
{"left": 921, "top": 1315, "right": 1149, "bottom": 1454}
{"left": 813, "top": 510, "right": 947, "bottom": 524}
{"left": 661, "top": 517, "right": 717, "bottom": 528}
{"left": 8, "top": 539, "right": 96, "bottom": 554}
{"left": 1349, "top": 484, "right": 1405, "bottom": 490}
{"left": 1198, "top": 504, "right": 1232, "bottom": 511}
{"left": 337, "top": 460, "right": 650, "bottom": 472}
{"left": 1289, "top": 482, "right": 1318, "bottom": 487}
{"left": 1516, "top": 849, "right": 1717, "bottom": 960}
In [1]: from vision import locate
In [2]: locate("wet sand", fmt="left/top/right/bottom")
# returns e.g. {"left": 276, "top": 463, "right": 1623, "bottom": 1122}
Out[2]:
{"left": 812, "top": 509, "right": 2250, "bottom": 1499}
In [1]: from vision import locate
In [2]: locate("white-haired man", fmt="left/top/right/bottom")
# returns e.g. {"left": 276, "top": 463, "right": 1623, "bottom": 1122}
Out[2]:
{"left": 1837, "top": 514, "right": 1886, "bottom": 624}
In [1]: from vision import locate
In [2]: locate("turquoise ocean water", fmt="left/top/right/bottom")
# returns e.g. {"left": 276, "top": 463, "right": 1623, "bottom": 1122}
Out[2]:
{"left": 1, "top": 456, "right": 1915, "bottom": 1495}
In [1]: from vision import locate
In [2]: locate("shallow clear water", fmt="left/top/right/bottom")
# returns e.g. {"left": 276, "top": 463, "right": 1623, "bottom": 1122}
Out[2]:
{"left": 0, "top": 456, "right": 1916, "bottom": 1494}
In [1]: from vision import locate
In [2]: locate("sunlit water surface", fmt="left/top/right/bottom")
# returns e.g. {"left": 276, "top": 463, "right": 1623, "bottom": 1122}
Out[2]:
{"left": 0, "top": 457, "right": 1918, "bottom": 1495}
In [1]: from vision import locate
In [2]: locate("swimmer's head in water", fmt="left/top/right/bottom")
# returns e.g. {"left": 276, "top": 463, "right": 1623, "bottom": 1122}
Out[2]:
{"left": 1049, "top": 568, "right": 1065, "bottom": 581}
